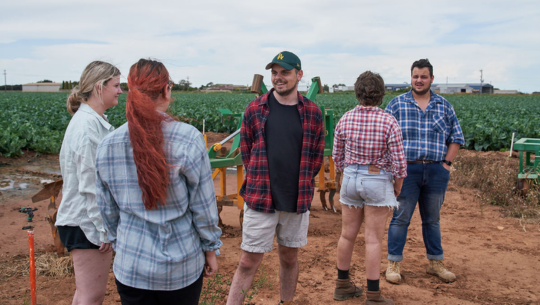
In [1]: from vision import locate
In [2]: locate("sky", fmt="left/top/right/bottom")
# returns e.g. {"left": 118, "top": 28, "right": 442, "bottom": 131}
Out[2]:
{"left": 1, "top": 0, "right": 539, "bottom": 93}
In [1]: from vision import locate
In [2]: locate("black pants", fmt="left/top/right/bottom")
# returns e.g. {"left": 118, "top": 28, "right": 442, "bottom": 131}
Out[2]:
{"left": 115, "top": 272, "right": 204, "bottom": 305}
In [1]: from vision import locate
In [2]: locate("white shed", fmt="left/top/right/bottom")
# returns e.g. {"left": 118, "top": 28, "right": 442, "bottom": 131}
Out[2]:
{"left": 23, "top": 83, "right": 62, "bottom": 92}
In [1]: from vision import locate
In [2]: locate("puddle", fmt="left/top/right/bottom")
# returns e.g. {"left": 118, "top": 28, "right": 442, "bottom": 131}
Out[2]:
{"left": 19, "top": 183, "right": 29, "bottom": 189}
{"left": 0, "top": 180, "right": 15, "bottom": 191}
{"left": 20, "top": 165, "right": 61, "bottom": 176}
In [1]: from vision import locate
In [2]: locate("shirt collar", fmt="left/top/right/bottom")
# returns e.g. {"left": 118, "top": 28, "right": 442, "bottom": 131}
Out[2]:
{"left": 356, "top": 105, "right": 383, "bottom": 112}
{"left": 78, "top": 103, "right": 113, "bottom": 130}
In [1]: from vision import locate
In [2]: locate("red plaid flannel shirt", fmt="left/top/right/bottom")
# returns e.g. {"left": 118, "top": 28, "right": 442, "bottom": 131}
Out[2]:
{"left": 239, "top": 89, "right": 325, "bottom": 214}
{"left": 333, "top": 105, "right": 407, "bottom": 178}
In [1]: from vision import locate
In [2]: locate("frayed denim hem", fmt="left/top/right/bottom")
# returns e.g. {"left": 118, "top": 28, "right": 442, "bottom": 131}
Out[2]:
{"left": 341, "top": 201, "right": 399, "bottom": 211}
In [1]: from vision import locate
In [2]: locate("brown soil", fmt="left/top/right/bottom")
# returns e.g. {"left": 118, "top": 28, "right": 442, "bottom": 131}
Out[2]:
{"left": 1, "top": 136, "right": 539, "bottom": 304}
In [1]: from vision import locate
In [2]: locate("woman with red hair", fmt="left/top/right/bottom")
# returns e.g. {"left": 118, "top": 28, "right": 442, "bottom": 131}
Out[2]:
{"left": 95, "top": 58, "right": 222, "bottom": 305}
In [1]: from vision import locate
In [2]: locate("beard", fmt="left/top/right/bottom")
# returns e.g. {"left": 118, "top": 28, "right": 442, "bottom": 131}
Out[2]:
{"left": 274, "top": 79, "right": 299, "bottom": 97}
{"left": 411, "top": 82, "right": 431, "bottom": 95}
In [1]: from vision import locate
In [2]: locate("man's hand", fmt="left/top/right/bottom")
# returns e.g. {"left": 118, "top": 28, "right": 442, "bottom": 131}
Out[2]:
{"left": 99, "top": 242, "right": 113, "bottom": 253}
{"left": 442, "top": 163, "right": 451, "bottom": 171}
{"left": 204, "top": 251, "right": 218, "bottom": 277}
{"left": 393, "top": 178, "right": 404, "bottom": 198}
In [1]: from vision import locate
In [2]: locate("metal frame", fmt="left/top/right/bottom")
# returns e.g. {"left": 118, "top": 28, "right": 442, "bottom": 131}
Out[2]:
{"left": 513, "top": 138, "right": 540, "bottom": 195}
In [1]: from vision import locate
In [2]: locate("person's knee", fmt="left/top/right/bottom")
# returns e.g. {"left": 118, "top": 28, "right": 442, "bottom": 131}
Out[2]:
{"left": 279, "top": 248, "right": 298, "bottom": 268}
{"left": 422, "top": 217, "right": 440, "bottom": 225}
{"left": 340, "top": 230, "right": 357, "bottom": 243}
{"left": 365, "top": 234, "right": 382, "bottom": 247}
{"left": 238, "top": 252, "right": 263, "bottom": 271}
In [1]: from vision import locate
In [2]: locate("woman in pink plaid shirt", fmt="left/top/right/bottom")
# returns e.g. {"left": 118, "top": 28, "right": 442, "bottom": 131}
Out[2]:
{"left": 332, "top": 71, "right": 407, "bottom": 305}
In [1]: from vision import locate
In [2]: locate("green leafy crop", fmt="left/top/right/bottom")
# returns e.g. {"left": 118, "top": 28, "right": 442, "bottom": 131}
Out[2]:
{"left": 0, "top": 92, "right": 539, "bottom": 157}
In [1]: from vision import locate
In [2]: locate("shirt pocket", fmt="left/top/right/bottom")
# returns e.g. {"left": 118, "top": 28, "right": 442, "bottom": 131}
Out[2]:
{"left": 432, "top": 115, "right": 447, "bottom": 134}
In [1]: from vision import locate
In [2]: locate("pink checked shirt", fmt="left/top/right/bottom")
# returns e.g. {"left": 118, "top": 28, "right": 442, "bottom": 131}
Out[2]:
{"left": 333, "top": 105, "right": 407, "bottom": 178}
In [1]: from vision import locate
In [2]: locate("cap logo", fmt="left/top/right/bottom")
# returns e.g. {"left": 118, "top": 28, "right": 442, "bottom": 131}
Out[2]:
{"left": 277, "top": 53, "right": 284, "bottom": 60}
{"left": 297, "top": 63, "right": 299, "bottom": 67}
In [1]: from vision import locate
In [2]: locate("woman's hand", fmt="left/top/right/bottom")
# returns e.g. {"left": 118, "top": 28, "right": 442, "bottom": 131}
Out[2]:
{"left": 204, "top": 251, "right": 218, "bottom": 277}
{"left": 99, "top": 242, "right": 113, "bottom": 253}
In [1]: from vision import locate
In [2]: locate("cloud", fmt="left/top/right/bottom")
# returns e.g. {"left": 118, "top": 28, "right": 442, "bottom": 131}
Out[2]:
{"left": 0, "top": 0, "right": 539, "bottom": 92}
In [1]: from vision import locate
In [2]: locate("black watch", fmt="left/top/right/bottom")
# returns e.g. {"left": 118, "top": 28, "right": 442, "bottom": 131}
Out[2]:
{"left": 442, "top": 160, "right": 452, "bottom": 166}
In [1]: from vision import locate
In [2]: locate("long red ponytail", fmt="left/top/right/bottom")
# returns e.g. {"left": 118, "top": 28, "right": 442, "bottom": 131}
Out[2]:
{"left": 126, "top": 59, "right": 173, "bottom": 210}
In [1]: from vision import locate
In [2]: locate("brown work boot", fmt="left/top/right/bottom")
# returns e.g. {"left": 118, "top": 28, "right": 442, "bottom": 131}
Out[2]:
{"left": 427, "top": 259, "right": 456, "bottom": 283}
{"left": 385, "top": 260, "right": 401, "bottom": 284}
{"left": 333, "top": 278, "right": 363, "bottom": 301}
{"left": 366, "top": 290, "right": 395, "bottom": 305}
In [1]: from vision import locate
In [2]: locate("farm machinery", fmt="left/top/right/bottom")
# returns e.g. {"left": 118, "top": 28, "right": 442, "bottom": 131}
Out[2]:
{"left": 513, "top": 138, "right": 540, "bottom": 196}
{"left": 206, "top": 74, "right": 340, "bottom": 227}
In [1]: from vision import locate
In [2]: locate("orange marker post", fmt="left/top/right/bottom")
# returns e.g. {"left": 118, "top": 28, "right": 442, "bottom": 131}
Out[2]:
{"left": 28, "top": 230, "right": 37, "bottom": 305}
{"left": 19, "top": 207, "right": 38, "bottom": 305}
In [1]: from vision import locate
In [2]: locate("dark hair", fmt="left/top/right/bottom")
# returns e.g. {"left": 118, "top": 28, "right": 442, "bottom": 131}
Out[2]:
{"left": 354, "top": 71, "right": 385, "bottom": 107}
{"left": 411, "top": 59, "right": 433, "bottom": 77}
{"left": 126, "top": 58, "right": 174, "bottom": 210}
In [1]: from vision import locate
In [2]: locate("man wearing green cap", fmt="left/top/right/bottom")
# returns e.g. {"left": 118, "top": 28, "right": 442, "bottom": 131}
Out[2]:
{"left": 227, "top": 51, "right": 325, "bottom": 305}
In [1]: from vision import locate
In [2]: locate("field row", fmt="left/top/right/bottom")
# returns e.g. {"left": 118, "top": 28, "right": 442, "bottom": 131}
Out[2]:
{"left": 1, "top": 92, "right": 539, "bottom": 157}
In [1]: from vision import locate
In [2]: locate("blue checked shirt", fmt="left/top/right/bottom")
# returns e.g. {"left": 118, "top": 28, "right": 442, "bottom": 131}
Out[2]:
{"left": 96, "top": 118, "right": 222, "bottom": 291}
{"left": 385, "top": 90, "right": 465, "bottom": 161}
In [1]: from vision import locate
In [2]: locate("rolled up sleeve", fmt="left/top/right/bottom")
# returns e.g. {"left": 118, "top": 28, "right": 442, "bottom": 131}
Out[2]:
{"left": 332, "top": 120, "right": 346, "bottom": 172}
{"left": 185, "top": 134, "right": 223, "bottom": 254}
{"left": 96, "top": 161, "right": 119, "bottom": 244}
{"left": 387, "top": 121, "right": 407, "bottom": 179}
{"left": 77, "top": 142, "right": 109, "bottom": 243}
{"left": 446, "top": 106, "right": 465, "bottom": 146}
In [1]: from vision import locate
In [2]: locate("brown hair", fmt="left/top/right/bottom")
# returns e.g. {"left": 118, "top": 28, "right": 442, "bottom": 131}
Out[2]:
{"left": 354, "top": 71, "right": 385, "bottom": 106}
{"left": 126, "top": 58, "right": 174, "bottom": 210}
{"left": 411, "top": 59, "right": 433, "bottom": 77}
{"left": 66, "top": 61, "right": 121, "bottom": 114}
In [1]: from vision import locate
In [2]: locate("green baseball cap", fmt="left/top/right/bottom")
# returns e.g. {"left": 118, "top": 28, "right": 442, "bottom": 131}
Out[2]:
{"left": 265, "top": 51, "right": 301, "bottom": 71}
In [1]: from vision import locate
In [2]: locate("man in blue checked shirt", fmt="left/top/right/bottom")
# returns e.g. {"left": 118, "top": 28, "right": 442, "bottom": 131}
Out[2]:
{"left": 384, "top": 59, "right": 464, "bottom": 285}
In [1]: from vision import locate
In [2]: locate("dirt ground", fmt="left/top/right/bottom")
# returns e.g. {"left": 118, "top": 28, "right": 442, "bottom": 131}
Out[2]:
{"left": 1, "top": 132, "right": 539, "bottom": 305}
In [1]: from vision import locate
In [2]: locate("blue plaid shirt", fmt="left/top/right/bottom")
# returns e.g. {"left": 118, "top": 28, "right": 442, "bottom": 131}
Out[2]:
{"left": 96, "top": 119, "right": 222, "bottom": 291}
{"left": 385, "top": 90, "right": 465, "bottom": 161}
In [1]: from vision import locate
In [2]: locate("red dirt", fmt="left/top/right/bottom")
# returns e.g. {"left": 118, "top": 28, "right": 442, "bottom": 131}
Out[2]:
{"left": 1, "top": 138, "right": 539, "bottom": 304}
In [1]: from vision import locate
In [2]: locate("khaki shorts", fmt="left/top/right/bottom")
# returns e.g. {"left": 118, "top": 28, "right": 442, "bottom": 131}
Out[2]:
{"left": 240, "top": 204, "right": 310, "bottom": 253}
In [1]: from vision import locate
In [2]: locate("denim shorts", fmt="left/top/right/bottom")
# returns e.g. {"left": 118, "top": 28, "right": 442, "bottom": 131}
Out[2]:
{"left": 339, "top": 164, "right": 399, "bottom": 209}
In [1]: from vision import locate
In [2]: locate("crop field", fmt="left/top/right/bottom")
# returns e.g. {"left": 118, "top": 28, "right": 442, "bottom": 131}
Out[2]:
{"left": 0, "top": 92, "right": 539, "bottom": 157}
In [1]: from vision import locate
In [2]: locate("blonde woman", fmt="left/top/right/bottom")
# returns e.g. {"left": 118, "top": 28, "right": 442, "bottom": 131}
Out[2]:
{"left": 55, "top": 61, "right": 122, "bottom": 305}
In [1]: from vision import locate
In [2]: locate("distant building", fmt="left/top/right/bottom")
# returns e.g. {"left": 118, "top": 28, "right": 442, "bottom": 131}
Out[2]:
{"left": 494, "top": 90, "right": 519, "bottom": 94}
{"left": 333, "top": 85, "right": 354, "bottom": 92}
{"left": 434, "top": 83, "right": 475, "bottom": 94}
{"left": 385, "top": 84, "right": 410, "bottom": 92}
{"left": 23, "top": 82, "right": 62, "bottom": 92}
{"left": 433, "top": 83, "right": 494, "bottom": 94}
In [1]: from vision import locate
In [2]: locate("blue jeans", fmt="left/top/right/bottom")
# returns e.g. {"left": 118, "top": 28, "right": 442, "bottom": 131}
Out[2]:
{"left": 387, "top": 162, "right": 450, "bottom": 262}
